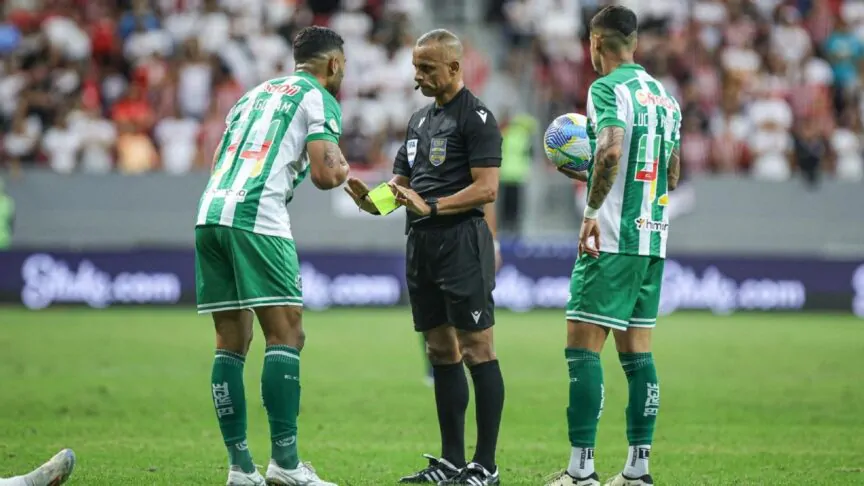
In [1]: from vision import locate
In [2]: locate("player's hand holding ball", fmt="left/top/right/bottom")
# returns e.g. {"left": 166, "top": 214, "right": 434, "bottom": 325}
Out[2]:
{"left": 544, "top": 113, "right": 592, "bottom": 181}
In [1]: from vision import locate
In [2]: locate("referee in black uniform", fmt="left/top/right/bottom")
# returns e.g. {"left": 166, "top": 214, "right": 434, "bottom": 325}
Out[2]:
{"left": 344, "top": 29, "right": 505, "bottom": 486}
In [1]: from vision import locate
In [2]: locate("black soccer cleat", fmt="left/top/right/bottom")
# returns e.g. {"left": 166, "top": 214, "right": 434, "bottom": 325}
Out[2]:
{"left": 602, "top": 472, "right": 654, "bottom": 485}
{"left": 398, "top": 454, "right": 461, "bottom": 483}
{"left": 438, "top": 462, "right": 500, "bottom": 485}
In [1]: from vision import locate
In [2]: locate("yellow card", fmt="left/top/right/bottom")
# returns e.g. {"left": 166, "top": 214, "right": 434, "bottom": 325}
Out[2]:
{"left": 367, "top": 183, "right": 399, "bottom": 215}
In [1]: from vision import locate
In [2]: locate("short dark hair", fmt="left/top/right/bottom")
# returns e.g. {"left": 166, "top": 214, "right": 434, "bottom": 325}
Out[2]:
{"left": 416, "top": 29, "right": 463, "bottom": 59}
{"left": 293, "top": 26, "right": 344, "bottom": 64}
{"left": 590, "top": 6, "right": 638, "bottom": 37}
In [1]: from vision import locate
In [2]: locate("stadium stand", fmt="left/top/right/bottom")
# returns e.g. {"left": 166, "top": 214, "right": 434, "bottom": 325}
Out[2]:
{"left": 498, "top": 0, "right": 864, "bottom": 184}
{"left": 0, "top": 0, "right": 861, "bottom": 185}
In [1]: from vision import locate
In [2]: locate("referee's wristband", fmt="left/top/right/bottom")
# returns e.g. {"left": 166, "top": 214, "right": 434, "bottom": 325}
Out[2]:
{"left": 583, "top": 206, "right": 599, "bottom": 219}
{"left": 493, "top": 240, "right": 500, "bottom": 252}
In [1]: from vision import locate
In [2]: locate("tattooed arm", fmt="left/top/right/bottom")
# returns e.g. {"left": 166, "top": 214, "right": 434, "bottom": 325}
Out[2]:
{"left": 667, "top": 147, "right": 680, "bottom": 191}
{"left": 586, "top": 126, "right": 625, "bottom": 211}
{"left": 307, "top": 140, "right": 349, "bottom": 190}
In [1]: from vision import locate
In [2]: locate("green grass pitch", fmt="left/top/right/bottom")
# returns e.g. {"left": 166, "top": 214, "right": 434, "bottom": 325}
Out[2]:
{"left": 1, "top": 308, "right": 863, "bottom": 485}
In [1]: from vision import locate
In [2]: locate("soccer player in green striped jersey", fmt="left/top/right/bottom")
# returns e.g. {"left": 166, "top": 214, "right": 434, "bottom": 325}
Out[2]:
{"left": 194, "top": 26, "right": 349, "bottom": 486}
{"left": 546, "top": 7, "right": 681, "bottom": 486}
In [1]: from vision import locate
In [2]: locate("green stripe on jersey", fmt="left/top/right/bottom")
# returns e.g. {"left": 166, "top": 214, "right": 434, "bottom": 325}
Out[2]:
{"left": 195, "top": 73, "right": 343, "bottom": 239}
{"left": 585, "top": 64, "right": 681, "bottom": 259}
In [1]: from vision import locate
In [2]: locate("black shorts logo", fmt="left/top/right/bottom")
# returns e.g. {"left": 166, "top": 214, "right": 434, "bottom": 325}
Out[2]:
{"left": 430, "top": 138, "right": 447, "bottom": 166}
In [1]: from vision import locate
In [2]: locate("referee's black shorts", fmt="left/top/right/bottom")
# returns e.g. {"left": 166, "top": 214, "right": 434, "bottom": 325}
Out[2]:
{"left": 405, "top": 217, "right": 496, "bottom": 332}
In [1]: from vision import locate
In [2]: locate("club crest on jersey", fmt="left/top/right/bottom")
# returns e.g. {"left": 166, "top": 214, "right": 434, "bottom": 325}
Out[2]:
{"left": 327, "top": 118, "right": 340, "bottom": 134}
{"left": 406, "top": 139, "right": 418, "bottom": 167}
{"left": 429, "top": 138, "right": 447, "bottom": 166}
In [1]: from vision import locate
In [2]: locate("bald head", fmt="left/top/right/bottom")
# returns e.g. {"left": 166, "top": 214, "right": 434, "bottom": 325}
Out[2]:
{"left": 412, "top": 29, "right": 465, "bottom": 103}
{"left": 416, "top": 29, "right": 463, "bottom": 61}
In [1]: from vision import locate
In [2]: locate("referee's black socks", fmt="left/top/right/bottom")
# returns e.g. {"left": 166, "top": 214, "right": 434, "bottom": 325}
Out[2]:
{"left": 469, "top": 359, "right": 505, "bottom": 472}
{"left": 432, "top": 362, "right": 469, "bottom": 468}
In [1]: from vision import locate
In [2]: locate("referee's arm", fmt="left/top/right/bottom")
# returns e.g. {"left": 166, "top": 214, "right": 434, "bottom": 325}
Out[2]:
{"left": 436, "top": 110, "right": 503, "bottom": 216}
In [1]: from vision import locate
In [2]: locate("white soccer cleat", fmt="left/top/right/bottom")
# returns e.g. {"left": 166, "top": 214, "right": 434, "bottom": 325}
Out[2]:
{"left": 20, "top": 448, "right": 76, "bottom": 486}
{"left": 265, "top": 460, "right": 337, "bottom": 486}
{"left": 544, "top": 471, "right": 600, "bottom": 486}
{"left": 603, "top": 473, "right": 654, "bottom": 485}
{"left": 227, "top": 466, "right": 266, "bottom": 486}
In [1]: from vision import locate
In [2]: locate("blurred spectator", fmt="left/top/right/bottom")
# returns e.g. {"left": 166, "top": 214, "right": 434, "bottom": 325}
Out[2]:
{"left": 116, "top": 122, "right": 158, "bottom": 174}
{"left": 499, "top": 112, "right": 536, "bottom": 234}
{"left": 793, "top": 118, "right": 830, "bottom": 186}
{"left": 177, "top": 38, "right": 212, "bottom": 120}
{"left": 832, "top": 107, "right": 864, "bottom": 181}
{"left": 111, "top": 82, "right": 154, "bottom": 133}
{"left": 154, "top": 104, "right": 200, "bottom": 174}
{"left": 823, "top": 17, "right": 862, "bottom": 113}
{"left": 41, "top": 111, "right": 82, "bottom": 174}
{"left": 70, "top": 104, "right": 116, "bottom": 173}
{"left": 3, "top": 108, "right": 40, "bottom": 174}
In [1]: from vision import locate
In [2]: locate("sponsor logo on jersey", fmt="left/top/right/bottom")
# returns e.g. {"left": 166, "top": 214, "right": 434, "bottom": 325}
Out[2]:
{"left": 429, "top": 138, "right": 447, "bottom": 166}
{"left": 327, "top": 118, "right": 340, "bottom": 134}
{"left": 207, "top": 188, "right": 248, "bottom": 202}
{"left": 264, "top": 82, "right": 301, "bottom": 96}
{"left": 406, "top": 139, "right": 418, "bottom": 167}
{"left": 635, "top": 216, "right": 668, "bottom": 233}
{"left": 635, "top": 89, "right": 677, "bottom": 111}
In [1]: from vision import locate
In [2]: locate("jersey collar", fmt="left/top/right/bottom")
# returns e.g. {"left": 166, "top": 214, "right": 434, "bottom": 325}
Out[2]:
{"left": 617, "top": 63, "right": 644, "bottom": 71}
{"left": 434, "top": 86, "right": 467, "bottom": 111}
{"left": 294, "top": 70, "right": 323, "bottom": 89}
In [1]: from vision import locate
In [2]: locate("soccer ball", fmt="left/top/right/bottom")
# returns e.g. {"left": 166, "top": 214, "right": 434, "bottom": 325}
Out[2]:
{"left": 543, "top": 113, "right": 592, "bottom": 171}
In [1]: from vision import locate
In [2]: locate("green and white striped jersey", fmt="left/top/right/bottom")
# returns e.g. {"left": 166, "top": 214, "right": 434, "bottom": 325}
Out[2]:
{"left": 195, "top": 72, "right": 342, "bottom": 239}
{"left": 586, "top": 63, "right": 681, "bottom": 258}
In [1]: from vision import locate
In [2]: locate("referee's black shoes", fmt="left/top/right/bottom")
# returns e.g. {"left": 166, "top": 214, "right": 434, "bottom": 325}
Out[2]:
{"left": 398, "top": 454, "right": 460, "bottom": 483}
{"left": 438, "top": 462, "right": 500, "bottom": 486}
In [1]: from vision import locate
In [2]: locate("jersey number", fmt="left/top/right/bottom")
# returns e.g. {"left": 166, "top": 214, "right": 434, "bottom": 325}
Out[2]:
{"left": 634, "top": 134, "right": 674, "bottom": 206}
{"left": 219, "top": 118, "right": 282, "bottom": 178}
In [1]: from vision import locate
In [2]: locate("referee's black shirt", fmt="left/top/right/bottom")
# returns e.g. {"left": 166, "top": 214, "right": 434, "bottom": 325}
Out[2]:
{"left": 393, "top": 87, "right": 503, "bottom": 229}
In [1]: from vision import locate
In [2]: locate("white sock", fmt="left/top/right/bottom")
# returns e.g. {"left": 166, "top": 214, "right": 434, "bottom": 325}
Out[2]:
{"left": 0, "top": 477, "right": 28, "bottom": 486}
{"left": 623, "top": 445, "right": 651, "bottom": 478}
{"left": 566, "top": 447, "right": 595, "bottom": 479}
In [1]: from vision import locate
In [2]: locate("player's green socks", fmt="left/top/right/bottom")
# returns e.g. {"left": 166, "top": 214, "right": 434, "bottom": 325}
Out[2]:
{"left": 565, "top": 348, "right": 604, "bottom": 478}
{"left": 620, "top": 352, "right": 659, "bottom": 444}
{"left": 620, "top": 352, "right": 659, "bottom": 478}
{"left": 262, "top": 345, "right": 301, "bottom": 470}
{"left": 211, "top": 349, "right": 256, "bottom": 474}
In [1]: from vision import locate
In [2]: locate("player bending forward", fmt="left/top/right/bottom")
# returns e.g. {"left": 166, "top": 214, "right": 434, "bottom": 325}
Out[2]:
{"left": 194, "top": 26, "right": 349, "bottom": 486}
{"left": 0, "top": 449, "right": 75, "bottom": 486}
{"left": 546, "top": 6, "right": 681, "bottom": 486}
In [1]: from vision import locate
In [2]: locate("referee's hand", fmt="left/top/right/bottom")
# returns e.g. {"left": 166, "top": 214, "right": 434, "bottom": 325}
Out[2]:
{"left": 344, "top": 177, "right": 380, "bottom": 215}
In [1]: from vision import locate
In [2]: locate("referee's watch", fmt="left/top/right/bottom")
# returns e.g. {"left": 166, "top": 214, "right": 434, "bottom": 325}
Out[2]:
{"left": 425, "top": 197, "right": 439, "bottom": 217}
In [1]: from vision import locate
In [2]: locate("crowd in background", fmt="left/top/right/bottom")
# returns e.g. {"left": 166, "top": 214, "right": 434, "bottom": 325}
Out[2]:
{"left": 493, "top": 0, "right": 864, "bottom": 184}
{"left": 0, "top": 0, "right": 432, "bottom": 175}
{"left": 1, "top": 0, "right": 863, "bottom": 185}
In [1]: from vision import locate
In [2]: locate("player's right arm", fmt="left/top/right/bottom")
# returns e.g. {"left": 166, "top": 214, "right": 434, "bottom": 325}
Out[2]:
{"left": 667, "top": 108, "right": 682, "bottom": 191}
{"left": 307, "top": 140, "right": 349, "bottom": 189}
{"left": 344, "top": 121, "right": 412, "bottom": 215}
{"left": 305, "top": 90, "right": 349, "bottom": 190}
{"left": 667, "top": 147, "right": 680, "bottom": 191}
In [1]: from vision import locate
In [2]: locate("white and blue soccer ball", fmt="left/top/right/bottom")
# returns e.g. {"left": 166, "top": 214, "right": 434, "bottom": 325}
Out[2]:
{"left": 543, "top": 113, "right": 592, "bottom": 171}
